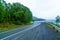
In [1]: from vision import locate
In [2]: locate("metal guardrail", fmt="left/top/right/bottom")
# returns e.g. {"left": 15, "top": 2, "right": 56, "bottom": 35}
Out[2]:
{"left": 49, "top": 23, "right": 60, "bottom": 32}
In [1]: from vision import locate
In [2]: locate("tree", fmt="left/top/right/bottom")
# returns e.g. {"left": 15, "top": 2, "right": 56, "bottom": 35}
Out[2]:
{"left": 0, "top": 0, "right": 33, "bottom": 25}
{"left": 10, "top": 3, "right": 32, "bottom": 24}
{"left": 56, "top": 16, "right": 60, "bottom": 23}
{"left": 0, "top": 2, "right": 4, "bottom": 23}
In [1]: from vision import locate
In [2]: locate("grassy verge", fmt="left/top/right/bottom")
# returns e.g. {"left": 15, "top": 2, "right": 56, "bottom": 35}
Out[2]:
{"left": 54, "top": 24, "right": 60, "bottom": 28}
{"left": 46, "top": 22, "right": 60, "bottom": 39}
{"left": 0, "top": 22, "right": 31, "bottom": 31}
{"left": 46, "top": 23, "right": 58, "bottom": 32}
{"left": 49, "top": 22, "right": 60, "bottom": 28}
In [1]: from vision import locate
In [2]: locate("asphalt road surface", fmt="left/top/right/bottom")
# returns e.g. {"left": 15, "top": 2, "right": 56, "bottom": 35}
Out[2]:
{"left": 0, "top": 21, "right": 60, "bottom": 40}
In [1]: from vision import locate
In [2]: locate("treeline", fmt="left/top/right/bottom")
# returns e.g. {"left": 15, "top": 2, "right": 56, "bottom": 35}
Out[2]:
{"left": 0, "top": 0, "right": 32, "bottom": 25}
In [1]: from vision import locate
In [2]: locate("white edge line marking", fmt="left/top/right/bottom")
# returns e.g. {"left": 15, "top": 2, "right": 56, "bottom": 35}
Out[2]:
{"left": 1, "top": 23, "right": 40, "bottom": 40}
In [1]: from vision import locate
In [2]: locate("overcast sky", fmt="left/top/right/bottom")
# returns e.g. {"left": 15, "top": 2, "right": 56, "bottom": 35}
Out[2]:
{"left": 5, "top": 0, "right": 60, "bottom": 19}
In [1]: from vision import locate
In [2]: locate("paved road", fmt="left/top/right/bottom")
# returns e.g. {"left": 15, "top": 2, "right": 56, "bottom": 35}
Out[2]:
{"left": 0, "top": 22, "right": 60, "bottom": 40}
{"left": 12, "top": 23, "right": 60, "bottom": 40}
{"left": 0, "top": 21, "right": 41, "bottom": 40}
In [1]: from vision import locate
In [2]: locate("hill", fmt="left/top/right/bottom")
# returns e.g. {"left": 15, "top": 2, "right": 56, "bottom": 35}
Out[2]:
{"left": 33, "top": 17, "right": 45, "bottom": 21}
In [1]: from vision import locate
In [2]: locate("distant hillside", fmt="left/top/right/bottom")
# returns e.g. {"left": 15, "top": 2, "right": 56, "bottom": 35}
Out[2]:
{"left": 33, "top": 17, "right": 45, "bottom": 21}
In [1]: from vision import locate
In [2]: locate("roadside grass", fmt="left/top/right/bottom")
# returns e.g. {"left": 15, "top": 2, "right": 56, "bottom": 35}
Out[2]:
{"left": 49, "top": 22, "right": 60, "bottom": 28}
{"left": 46, "top": 23, "right": 58, "bottom": 32}
{"left": 0, "top": 22, "right": 31, "bottom": 31}
{"left": 0, "top": 22, "right": 32, "bottom": 34}
{"left": 46, "top": 23, "right": 60, "bottom": 39}
{"left": 54, "top": 24, "right": 60, "bottom": 28}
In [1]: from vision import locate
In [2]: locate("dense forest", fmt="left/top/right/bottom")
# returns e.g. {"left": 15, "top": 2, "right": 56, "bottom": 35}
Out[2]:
{"left": 0, "top": 0, "right": 32, "bottom": 25}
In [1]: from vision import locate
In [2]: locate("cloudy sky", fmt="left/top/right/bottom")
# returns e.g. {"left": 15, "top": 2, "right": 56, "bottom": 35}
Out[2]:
{"left": 5, "top": 0, "right": 60, "bottom": 19}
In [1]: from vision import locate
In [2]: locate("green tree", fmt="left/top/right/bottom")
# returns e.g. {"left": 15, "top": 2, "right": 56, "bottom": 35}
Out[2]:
{"left": 56, "top": 16, "right": 60, "bottom": 23}
{"left": 0, "top": 0, "right": 33, "bottom": 24}
{"left": 0, "top": 2, "right": 4, "bottom": 23}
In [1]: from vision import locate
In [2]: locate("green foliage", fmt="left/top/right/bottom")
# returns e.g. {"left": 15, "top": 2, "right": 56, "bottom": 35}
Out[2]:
{"left": 56, "top": 16, "right": 60, "bottom": 23}
{"left": 0, "top": 0, "right": 33, "bottom": 24}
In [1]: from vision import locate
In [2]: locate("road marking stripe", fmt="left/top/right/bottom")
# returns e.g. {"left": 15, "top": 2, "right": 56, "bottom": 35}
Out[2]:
{"left": 0, "top": 25, "right": 29, "bottom": 34}
{"left": 0, "top": 21, "right": 43, "bottom": 34}
{"left": 1, "top": 23, "right": 40, "bottom": 40}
